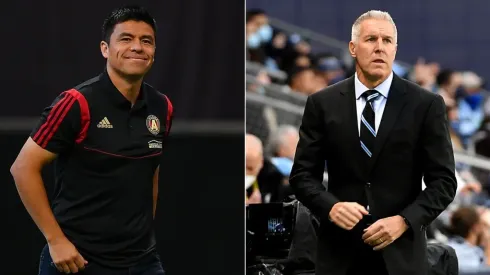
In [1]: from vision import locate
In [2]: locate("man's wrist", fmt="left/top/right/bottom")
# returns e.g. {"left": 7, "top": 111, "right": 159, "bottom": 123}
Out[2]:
{"left": 398, "top": 215, "right": 410, "bottom": 230}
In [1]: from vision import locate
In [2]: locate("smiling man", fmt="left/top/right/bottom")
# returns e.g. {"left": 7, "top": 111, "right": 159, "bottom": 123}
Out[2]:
{"left": 10, "top": 5, "right": 172, "bottom": 275}
{"left": 290, "top": 10, "right": 456, "bottom": 275}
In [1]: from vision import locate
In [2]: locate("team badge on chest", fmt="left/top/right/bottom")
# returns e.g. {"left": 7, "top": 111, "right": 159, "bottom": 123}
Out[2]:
{"left": 146, "top": 115, "right": 160, "bottom": 135}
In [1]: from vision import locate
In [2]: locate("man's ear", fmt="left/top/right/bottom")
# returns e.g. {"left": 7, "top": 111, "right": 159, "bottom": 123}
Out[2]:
{"left": 100, "top": 41, "right": 109, "bottom": 59}
{"left": 349, "top": 41, "right": 356, "bottom": 58}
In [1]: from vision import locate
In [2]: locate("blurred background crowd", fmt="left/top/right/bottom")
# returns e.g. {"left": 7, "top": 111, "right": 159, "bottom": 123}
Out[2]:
{"left": 246, "top": 5, "right": 490, "bottom": 273}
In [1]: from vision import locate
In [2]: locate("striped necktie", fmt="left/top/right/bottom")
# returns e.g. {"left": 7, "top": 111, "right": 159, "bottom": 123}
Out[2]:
{"left": 360, "top": 90, "right": 381, "bottom": 159}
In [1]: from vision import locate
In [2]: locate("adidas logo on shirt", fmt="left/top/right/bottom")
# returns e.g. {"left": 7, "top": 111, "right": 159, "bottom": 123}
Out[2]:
{"left": 97, "top": 117, "right": 113, "bottom": 129}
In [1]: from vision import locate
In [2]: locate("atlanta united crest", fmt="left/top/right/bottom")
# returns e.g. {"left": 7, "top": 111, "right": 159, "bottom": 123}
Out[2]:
{"left": 146, "top": 115, "right": 160, "bottom": 135}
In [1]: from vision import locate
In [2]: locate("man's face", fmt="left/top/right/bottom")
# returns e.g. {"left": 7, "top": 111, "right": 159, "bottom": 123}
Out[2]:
{"left": 349, "top": 18, "right": 397, "bottom": 81}
{"left": 292, "top": 70, "right": 319, "bottom": 95}
{"left": 246, "top": 149, "right": 263, "bottom": 177}
{"left": 101, "top": 20, "right": 156, "bottom": 78}
{"left": 253, "top": 14, "right": 268, "bottom": 28}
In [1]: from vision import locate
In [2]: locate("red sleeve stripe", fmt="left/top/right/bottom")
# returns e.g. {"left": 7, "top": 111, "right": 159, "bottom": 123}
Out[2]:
{"left": 33, "top": 92, "right": 76, "bottom": 148}
{"left": 66, "top": 89, "right": 90, "bottom": 144}
{"left": 163, "top": 94, "right": 173, "bottom": 135}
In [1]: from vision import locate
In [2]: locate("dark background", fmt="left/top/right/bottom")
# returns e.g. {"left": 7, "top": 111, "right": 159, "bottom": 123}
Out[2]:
{"left": 2, "top": 0, "right": 244, "bottom": 274}
{"left": 1, "top": 0, "right": 243, "bottom": 120}
{"left": 248, "top": 0, "right": 490, "bottom": 85}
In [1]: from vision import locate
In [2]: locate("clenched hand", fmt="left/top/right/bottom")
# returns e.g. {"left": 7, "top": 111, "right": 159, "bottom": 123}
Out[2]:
{"left": 48, "top": 236, "right": 88, "bottom": 273}
{"left": 329, "top": 202, "right": 368, "bottom": 230}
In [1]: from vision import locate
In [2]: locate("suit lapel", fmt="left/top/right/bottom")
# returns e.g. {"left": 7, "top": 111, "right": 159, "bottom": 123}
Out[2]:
{"left": 367, "top": 75, "right": 408, "bottom": 174}
{"left": 340, "top": 76, "right": 365, "bottom": 174}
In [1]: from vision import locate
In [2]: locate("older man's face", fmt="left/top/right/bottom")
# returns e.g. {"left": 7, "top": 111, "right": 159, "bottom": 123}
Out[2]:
{"left": 349, "top": 18, "right": 397, "bottom": 82}
{"left": 246, "top": 149, "right": 263, "bottom": 177}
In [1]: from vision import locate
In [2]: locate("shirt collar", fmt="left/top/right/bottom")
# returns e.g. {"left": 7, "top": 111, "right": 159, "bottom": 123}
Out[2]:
{"left": 100, "top": 69, "right": 147, "bottom": 110}
{"left": 355, "top": 71, "right": 394, "bottom": 100}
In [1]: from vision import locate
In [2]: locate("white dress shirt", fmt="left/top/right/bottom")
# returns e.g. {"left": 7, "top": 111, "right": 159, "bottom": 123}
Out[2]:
{"left": 355, "top": 72, "right": 394, "bottom": 136}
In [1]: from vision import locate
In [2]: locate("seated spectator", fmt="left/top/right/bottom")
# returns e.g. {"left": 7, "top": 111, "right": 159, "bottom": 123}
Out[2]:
{"left": 286, "top": 66, "right": 326, "bottom": 95}
{"left": 246, "top": 133, "right": 264, "bottom": 205}
{"left": 436, "top": 69, "right": 462, "bottom": 108}
{"left": 458, "top": 71, "right": 485, "bottom": 147}
{"left": 264, "top": 30, "right": 289, "bottom": 72}
{"left": 447, "top": 206, "right": 490, "bottom": 272}
{"left": 246, "top": 132, "right": 287, "bottom": 203}
{"left": 314, "top": 55, "right": 346, "bottom": 85}
{"left": 446, "top": 100, "right": 464, "bottom": 151}
{"left": 409, "top": 58, "right": 440, "bottom": 92}
{"left": 267, "top": 125, "right": 299, "bottom": 177}
{"left": 263, "top": 125, "right": 300, "bottom": 201}
{"left": 246, "top": 9, "right": 271, "bottom": 64}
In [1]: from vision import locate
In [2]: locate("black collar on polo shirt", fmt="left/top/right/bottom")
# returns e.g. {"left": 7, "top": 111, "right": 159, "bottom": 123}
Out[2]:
{"left": 99, "top": 69, "right": 148, "bottom": 111}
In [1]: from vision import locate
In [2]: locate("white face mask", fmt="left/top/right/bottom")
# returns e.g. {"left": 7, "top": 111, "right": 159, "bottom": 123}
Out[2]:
{"left": 245, "top": 175, "right": 256, "bottom": 189}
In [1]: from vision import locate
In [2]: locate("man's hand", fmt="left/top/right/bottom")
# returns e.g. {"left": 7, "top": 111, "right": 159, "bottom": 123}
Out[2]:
{"left": 48, "top": 236, "right": 88, "bottom": 273}
{"left": 362, "top": 215, "right": 408, "bottom": 250}
{"left": 329, "top": 202, "right": 368, "bottom": 230}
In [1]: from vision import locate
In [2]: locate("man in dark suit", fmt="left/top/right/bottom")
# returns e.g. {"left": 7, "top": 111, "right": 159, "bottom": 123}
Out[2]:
{"left": 289, "top": 10, "right": 457, "bottom": 275}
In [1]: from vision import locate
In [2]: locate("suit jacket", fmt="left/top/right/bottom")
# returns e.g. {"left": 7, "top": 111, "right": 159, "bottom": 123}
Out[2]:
{"left": 289, "top": 74, "right": 457, "bottom": 275}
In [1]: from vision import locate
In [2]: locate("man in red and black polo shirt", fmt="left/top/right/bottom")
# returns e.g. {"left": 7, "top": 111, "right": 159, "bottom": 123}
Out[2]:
{"left": 10, "top": 5, "right": 173, "bottom": 275}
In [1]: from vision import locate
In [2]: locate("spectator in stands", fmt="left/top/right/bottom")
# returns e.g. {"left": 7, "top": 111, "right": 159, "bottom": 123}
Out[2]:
{"left": 246, "top": 9, "right": 279, "bottom": 70}
{"left": 446, "top": 101, "right": 465, "bottom": 151}
{"left": 315, "top": 55, "right": 346, "bottom": 85}
{"left": 246, "top": 9, "right": 272, "bottom": 44}
{"left": 409, "top": 58, "right": 440, "bottom": 92}
{"left": 246, "top": 9, "right": 269, "bottom": 64}
{"left": 246, "top": 13, "right": 260, "bottom": 51}
{"left": 458, "top": 72, "right": 484, "bottom": 147}
{"left": 436, "top": 69, "right": 462, "bottom": 108}
{"left": 458, "top": 71, "right": 486, "bottom": 147}
{"left": 447, "top": 206, "right": 490, "bottom": 272}
{"left": 268, "top": 125, "right": 299, "bottom": 177}
{"left": 246, "top": 134, "right": 264, "bottom": 205}
{"left": 474, "top": 117, "right": 490, "bottom": 161}
{"left": 289, "top": 33, "right": 312, "bottom": 56}
{"left": 286, "top": 66, "right": 325, "bottom": 95}
{"left": 264, "top": 31, "right": 289, "bottom": 71}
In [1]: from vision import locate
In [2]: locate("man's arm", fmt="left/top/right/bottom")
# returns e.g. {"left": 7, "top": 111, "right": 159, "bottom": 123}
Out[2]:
{"left": 10, "top": 90, "right": 87, "bottom": 273}
{"left": 289, "top": 95, "right": 339, "bottom": 221}
{"left": 10, "top": 138, "right": 65, "bottom": 242}
{"left": 400, "top": 95, "right": 457, "bottom": 232}
{"left": 153, "top": 166, "right": 159, "bottom": 219}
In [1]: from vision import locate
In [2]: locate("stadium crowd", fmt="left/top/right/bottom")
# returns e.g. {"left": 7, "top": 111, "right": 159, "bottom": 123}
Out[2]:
{"left": 246, "top": 8, "right": 490, "bottom": 273}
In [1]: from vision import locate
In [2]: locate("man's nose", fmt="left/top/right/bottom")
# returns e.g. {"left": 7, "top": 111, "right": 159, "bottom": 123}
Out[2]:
{"left": 374, "top": 38, "right": 385, "bottom": 52}
{"left": 130, "top": 41, "right": 143, "bottom": 52}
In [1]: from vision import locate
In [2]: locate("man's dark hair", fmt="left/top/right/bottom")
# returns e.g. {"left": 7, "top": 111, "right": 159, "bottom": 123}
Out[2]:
{"left": 436, "top": 69, "right": 455, "bottom": 86}
{"left": 450, "top": 206, "right": 480, "bottom": 238}
{"left": 246, "top": 9, "right": 266, "bottom": 23}
{"left": 101, "top": 5, "right": 157, "bottom": 43}
{"left": 286, "top": 66, "right": 313, "bottom": 86}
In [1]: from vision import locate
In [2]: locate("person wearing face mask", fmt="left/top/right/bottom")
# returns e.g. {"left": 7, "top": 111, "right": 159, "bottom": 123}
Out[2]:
{"left": 246, "top": 134, "right": 264, "bottom": 205}
{"left": 246, "top": 9, "right": 274, "bottom": 66}
{"left": 246, "top": 9, "right": 273, "bottom": 44}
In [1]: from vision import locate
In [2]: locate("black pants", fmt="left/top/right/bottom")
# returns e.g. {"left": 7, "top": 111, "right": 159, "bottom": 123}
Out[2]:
{"left": 38, "top": 244, "right": 165, "bottom": 275}
{"left": 346, "top": 215, "right": 389, "bottom": 275}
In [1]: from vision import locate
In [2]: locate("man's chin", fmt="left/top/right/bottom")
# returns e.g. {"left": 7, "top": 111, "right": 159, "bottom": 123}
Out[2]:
{"left": 366, "top": 69, "right": 389, "bottom": 80}
{"left": 121, "top": 68, "right": 149, "bottom": 79}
